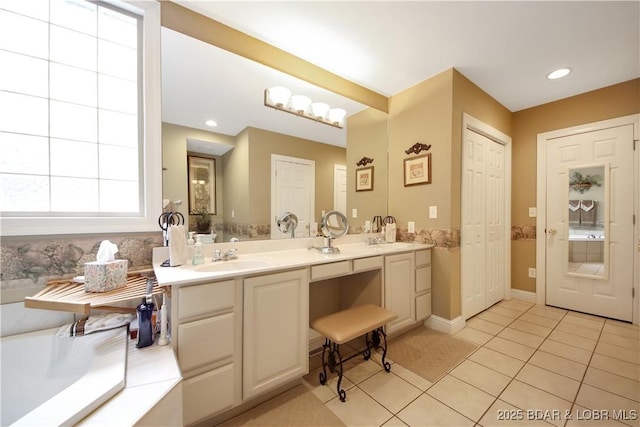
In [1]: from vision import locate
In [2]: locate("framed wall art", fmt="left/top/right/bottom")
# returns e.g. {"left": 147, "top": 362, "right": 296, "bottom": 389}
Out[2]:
{"left": 188, "top": 155, "right": 216, "bottom": 214}
{"left": 404, "top": 153, "right": 431, "bottom": 186}
{"left": 355, "top": 166, "right": 374, "bottom": 192}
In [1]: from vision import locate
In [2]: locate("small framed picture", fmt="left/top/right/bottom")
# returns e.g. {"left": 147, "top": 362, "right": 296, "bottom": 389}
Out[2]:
{"left": 188, "top": 155, "right": 216, "bottom": 214}
{"left": 355, "top": 166, "right": 374, "bottom": 192}
{"left": 404, "top": 154, "right": 431, "bottom": 186}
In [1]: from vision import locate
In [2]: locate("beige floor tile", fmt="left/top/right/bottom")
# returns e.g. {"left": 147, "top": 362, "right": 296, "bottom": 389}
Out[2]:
{"left": 498, "top": 327, "right": 546, "bottom": 349}
{"left": 562, "top": 313, "right": 604, "bottom": 331}
{"left": 606, "top": 319, "right": 640, "bottom": 330}
{"left": 528, "top": 350, "right": 587, "bottom": 381}
{"left": 396, "top": 394, "right": 475, "bottom": 427}
{"left": 307, "top": 368, "right": 356, "bottom": 403}
{"left": 526, "top": 306, "right": 567, "bottom": 321}
{"left": 326, "top": 387, "right": 393, "bottom": 426}
{"left": 343, "top": 359, "right": 383, "bottom": 385}
{"left": 583, "top": 367, "right": 640, "bottom": 402}
{"left": 565, "top": 405, "right": 629, "bottom": 426}
{"left": 467, "top": 317, "right": 506, "bottom": 335}
{"left": 427, "top": 374, "right": 496, "bottom": 421}
{"left": 603, "top": 323, "right": 640, "bottom": 340}
{"left": 450, "top": 359, "right": 511, "bottom": 396}
{"left": 519, "top": 313, "right": 560, "bottom": 329}
{"left": 499, "top": 380, "right": 572, "bottom": 427}
{"left": 388, "top": 363, "right": 433, "bottom": 391}
{"left": 490, "top": 305, "right": 524, "bottom": 319}
{"left": 538, "top": 339, "right": 593, "bottom": 365}
{"left": 509, "top": 319, "right": 553, "bottom": 338}
{"left": 515, "top": 364, "right": 580, "bottom": 402}
{"left": 575, "top": 384, "right": 640, "bottom": 427}
{"left": 382, "top": 416, "right": 408, "bottom": 427}
{"left": 497, "top": 299, "right": 534, "bottom": 313}
{"left": 479, "top": 399, "right": 557, "bottom": 427}
{"left": 548, "top": 329, "right": 597, "bottom": 351}
{"left": 469, "top": 347, "right": 526, "bottom": 377}
{"left": 477, "top": 310, "right": 515, "bottom": 326}
{"left": 455, "top": 326, "right": 494, "bottom": 345}
{"left": 590, "top": 353, "right": 640, "bottom": 381}
{"left": 555, "top": 321, "right": 601, "bottom": 340}
{"left": 595, "top": 341, "right": 640, "bottom": 365}
{"left": 359, "top": 371, "right": 422, "bottom": 414}
{"left": 485, "top": 336, "right": 536, "bottom": 362}
{"left": 599, "top": 333, "right": 640, "bottom": 351}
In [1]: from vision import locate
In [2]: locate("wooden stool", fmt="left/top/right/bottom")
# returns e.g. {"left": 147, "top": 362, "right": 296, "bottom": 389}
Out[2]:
{"left": 310, "top": 304, "right": 397, "bottom": 402}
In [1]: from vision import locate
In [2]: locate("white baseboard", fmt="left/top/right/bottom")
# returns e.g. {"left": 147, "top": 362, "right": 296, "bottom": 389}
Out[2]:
{"left": 509, "top": 289, "right": 537, "bottom": 304}
{"left": 425, "top": 315, "right": 466, "bottom": 335}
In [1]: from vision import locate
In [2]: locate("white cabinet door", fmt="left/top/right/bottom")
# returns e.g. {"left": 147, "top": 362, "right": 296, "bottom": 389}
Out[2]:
{"left": 385, "top": 252, "right": 415, "bottom": 335}
{"left": 243, "top": 269, "right": 309, "bottom": 399}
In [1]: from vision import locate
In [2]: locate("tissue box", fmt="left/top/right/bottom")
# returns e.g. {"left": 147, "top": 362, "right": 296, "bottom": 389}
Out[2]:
{"left": 84, "top": 260, "right": 128, "bottom": 292}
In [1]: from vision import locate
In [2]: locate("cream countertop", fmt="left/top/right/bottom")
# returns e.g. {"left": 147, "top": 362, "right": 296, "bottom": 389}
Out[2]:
{"left": 153, "top": 235, "right": 433, "bottom": 286}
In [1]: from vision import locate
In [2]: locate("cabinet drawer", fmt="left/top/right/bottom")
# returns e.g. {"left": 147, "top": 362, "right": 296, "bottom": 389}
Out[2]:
{"left": 353, "top": 256, "right": 383, "bottom": 272}
{"left": 415, "top": 249, "right": 431, "bottom": 267}
{"left": 415, "top": 266, "right": 431, "bottom": 293}
{"left": 178, "top": 280, "right": 234, "bottom": 320}
{"left": 183, "top": 363, "right": 235, "bottom": 425}
{"left": 311, "top": 261, "right": 352, "bottom": 281}
{"left": 416, "top": 292, "right": 432, "bottom": 321}
{"left": 178, "top": 313, "right": 234, "bottom": 372}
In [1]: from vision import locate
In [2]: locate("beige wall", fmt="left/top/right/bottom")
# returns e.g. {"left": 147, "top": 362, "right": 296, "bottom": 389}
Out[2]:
{"left": 511, "top": 78, "right": 640, "bottom": 292}
{"left": 347, "top": 108, "right": 389, "bottom": 227}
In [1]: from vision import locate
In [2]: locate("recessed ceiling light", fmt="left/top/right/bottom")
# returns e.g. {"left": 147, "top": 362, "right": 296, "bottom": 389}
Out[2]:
{"left": 547, "top": 68, "right": 571, "bottom": 80}
{"left": 205, "top": 119, "right": 218, "bottom": 127}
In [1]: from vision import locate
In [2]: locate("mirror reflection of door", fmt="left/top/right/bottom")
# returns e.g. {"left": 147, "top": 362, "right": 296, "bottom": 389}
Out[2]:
{"left": 545, "top": 123, "right": 634, "bottom": 321}
{"left": 271, "top": 155, "right": 314, "bottom": 239}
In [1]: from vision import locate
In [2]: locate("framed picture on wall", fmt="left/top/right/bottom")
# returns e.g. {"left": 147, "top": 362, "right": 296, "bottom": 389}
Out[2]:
{"left": 404, "top": 154, "right": 431, "bottom": 186}
{"left": 355, "top": 166, "right": 374, "bottom": 192}
{"left": 188, "top": 155, "right": 216, "bottom": 214}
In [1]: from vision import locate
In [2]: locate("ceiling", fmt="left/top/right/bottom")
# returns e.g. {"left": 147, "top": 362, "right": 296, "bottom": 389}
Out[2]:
{"left": 162, "top": 1, "right": 639, "bottom": 149}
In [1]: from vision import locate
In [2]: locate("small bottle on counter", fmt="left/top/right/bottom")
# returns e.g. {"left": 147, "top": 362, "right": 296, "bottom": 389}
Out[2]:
{"left": 192, "top": 235, "right": 204, "bottom": 265}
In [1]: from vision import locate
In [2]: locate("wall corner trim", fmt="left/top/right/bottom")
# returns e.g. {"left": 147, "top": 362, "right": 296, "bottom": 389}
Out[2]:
{"left": 424, "top": 315, "right": 466, "bottom": 335}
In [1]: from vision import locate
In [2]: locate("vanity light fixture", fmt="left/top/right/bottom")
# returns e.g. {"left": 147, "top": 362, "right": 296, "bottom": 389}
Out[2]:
{"left": 264, "top": 86, "right": 346, "bottom": 128}
{"left": 547, "top": 68, "right": 571, "bottom": 80}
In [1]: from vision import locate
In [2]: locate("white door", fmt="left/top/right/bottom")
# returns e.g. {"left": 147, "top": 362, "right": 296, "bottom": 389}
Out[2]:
{"left": 333, "top": 164, "right": 347, "bottom": 214}
{"left": 271, "top": 155, "right": 314, "bottom": 239}
{"left": 545, "top": 124, "right": 634, "bottom": 321}
{"left": 462, "top": 127, "right": 507, "bottom": 319}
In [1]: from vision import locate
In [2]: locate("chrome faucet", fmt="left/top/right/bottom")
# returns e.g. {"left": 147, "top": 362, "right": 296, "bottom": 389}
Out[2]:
{"left": 212, "top": 248, "right": 238, "bottom": 262}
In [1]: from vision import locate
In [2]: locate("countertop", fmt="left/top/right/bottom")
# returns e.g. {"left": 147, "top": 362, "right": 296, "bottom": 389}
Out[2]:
{"left": 153, "top": 235, "right": 434, "bottom": 286}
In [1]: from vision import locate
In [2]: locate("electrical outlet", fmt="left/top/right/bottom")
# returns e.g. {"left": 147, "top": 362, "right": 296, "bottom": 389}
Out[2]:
{"left": 352, "top": 208, "right": 358, "bottom": 218}
{"left": 528, "top": 268, "right": 536, "bottom": 278}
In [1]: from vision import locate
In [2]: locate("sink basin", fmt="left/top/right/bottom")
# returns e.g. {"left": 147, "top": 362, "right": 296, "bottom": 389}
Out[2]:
{"left": 193, "top": 259, "right": 272, "bottom": 273}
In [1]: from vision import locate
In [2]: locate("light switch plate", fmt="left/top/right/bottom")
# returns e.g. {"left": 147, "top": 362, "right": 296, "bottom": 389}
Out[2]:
{"left": 408, "top": 221, "right": 415, "bottom": 233}
{"left": 352, "top": 208, "right": 358, "bottom": 218}
{"left": 528, "top": 268, "right": 536, "bottom": 278}
{"left": 429, "top": 206, "right": 438, "bottom": 219}
{"left": 529, "top": 207, "right": 537, "bottom": 218}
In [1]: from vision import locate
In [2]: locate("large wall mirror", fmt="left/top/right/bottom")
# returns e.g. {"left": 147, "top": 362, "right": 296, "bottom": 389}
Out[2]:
{"left": 161, "top": 26, "right": 389, "bottom": 242}
{"left": 567, "top": 164, "right": 607, "bottom": 278}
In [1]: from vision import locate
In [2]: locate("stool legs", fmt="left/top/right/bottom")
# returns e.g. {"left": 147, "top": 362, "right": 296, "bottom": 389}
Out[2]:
{"left": 318, "top": 327, "right": 391, "bottom": 403}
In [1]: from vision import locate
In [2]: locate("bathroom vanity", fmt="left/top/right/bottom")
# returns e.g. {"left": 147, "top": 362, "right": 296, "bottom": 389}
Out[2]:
{"left": 153, "top": 236, "right": 433, "bottom": 426}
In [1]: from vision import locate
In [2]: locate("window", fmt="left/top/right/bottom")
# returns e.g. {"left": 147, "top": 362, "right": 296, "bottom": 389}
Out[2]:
{"left": 0, "top": 0, "right": 161, "bottom": 236}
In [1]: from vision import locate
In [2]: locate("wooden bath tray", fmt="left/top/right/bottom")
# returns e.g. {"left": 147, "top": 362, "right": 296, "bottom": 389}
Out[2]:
{"left": 25, "top": 269, "right": 166, "bottom": 315}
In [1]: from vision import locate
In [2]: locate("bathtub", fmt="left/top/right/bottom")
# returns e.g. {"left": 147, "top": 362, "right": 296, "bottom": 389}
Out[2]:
{"left": 1, "top": 325, "right": 128, "bottom": 426}
{"left": 568, "top": 229, "right": 604, "bottom": 241}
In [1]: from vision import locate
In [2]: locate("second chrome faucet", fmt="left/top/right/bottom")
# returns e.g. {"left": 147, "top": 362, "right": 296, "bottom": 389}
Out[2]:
{"left": 212, "top": 248, "right": 238, "bottom": 262}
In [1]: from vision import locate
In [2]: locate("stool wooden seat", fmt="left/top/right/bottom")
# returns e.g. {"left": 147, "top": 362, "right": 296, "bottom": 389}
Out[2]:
{"left": 310, "top": 304, "right": 397, "bottom": 402}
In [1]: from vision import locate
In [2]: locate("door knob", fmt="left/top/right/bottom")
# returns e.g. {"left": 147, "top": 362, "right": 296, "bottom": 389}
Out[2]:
{"left": 548, "top": 229, "right": 557, "bottom": 235}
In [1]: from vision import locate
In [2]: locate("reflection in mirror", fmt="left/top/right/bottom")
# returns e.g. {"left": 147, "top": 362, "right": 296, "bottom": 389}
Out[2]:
{"left": 567, "top": 165, "right": 606, "bottom": 278}
{"left": 317, "top": 210, "right": 349, "bottom": 254}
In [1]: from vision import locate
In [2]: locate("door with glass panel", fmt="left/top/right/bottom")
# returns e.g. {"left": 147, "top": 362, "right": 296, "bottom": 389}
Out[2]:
{"left": 545, "top": 124, "right": 634, "bottom": 321}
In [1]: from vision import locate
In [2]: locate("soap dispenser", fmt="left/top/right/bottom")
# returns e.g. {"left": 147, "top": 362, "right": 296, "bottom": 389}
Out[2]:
{"left": 136, "top": 282, "right": 155, "bottom": 348}
{"left": 192, "top": 235, "right": 204, "bottom": 265}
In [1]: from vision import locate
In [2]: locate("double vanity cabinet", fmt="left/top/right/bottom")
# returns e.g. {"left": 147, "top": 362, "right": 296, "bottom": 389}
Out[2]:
{"left": 153, "top": 239, "right": 433, "bottom": 426}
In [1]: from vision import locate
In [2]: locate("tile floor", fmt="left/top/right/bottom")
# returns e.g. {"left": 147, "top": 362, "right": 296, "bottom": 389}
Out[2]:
{"left": 304, "top": 299, "right": 640, "bottom": 427}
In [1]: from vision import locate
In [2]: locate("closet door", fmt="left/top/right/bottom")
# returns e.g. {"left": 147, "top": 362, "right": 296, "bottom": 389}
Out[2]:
{"left": 462, "top": 129, "right": 506, "bottom": 319}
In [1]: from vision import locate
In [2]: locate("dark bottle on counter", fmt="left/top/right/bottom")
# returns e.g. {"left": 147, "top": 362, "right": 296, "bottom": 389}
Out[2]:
{"left": 136, "top": 294, "right": 155, "bottom": 348}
